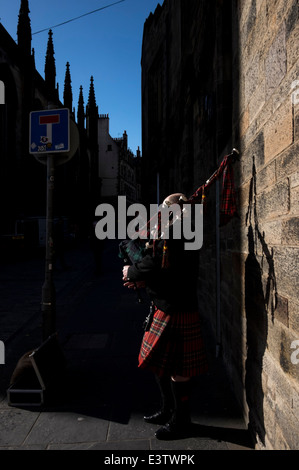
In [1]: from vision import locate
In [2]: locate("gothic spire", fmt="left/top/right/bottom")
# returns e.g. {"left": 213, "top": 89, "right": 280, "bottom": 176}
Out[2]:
{"left": 44, "top": 29, "right": 57, "bottom": 100}
{"left": 63, "top": 62, "right": 73, "bottom": 111}
{"left": 86, "top": 76, "right": 98, "bottom": 152}
{"left": 17, "top": 0, "right": 31, "bottom": 56}
{"left": 77, "top": 85, "right": 85, "bottom": 129}
{"left": 86, "top": 76, "right": 98, "bottom": 117}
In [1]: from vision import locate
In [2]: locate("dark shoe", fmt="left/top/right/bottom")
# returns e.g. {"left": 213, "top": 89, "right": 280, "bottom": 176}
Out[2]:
{"left": 144, "top": 409, "right": 173, "bottom": 425}
{"left": 155, "top": 420, "right": 192, "bottom": 440}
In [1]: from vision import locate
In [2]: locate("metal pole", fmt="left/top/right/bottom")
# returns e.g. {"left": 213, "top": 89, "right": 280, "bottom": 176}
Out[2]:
{"left": 215, "top": 179, "right": 221, "bottom": 358}
{"left": 41, "top": 153, "right": 56, "bottom": 340}
{"left": 157, "top": 172, "right": 160, "bottom": 207}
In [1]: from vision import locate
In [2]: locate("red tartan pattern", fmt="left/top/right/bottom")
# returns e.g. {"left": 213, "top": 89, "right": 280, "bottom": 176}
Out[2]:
{"left": 186, "top": 154, "right": 237, "bottom": 226}
{"left": 220, "top": 161, "right": 237, "bottom": 226}
{"left": 138, "top": 153, "right": 238, "bottom": 240}
{"left": 138, "top": 308, "right": 208, "bottom": 377}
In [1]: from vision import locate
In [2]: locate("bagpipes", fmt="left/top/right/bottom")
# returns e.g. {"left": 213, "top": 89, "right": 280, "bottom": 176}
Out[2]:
{"left": 119, "top": 238, "right": 155, "bottom": 329}
{"left": 183, "top": 148, "right": 240, "bottom": 224}
{"left": 119, "top": 148, "right": 240, "bottom": 302}
{"left": 119, "top": 237, "right": 146, "bottom": 266}
{"left": 119, "top": 238, "right": 146, "bottom": 304}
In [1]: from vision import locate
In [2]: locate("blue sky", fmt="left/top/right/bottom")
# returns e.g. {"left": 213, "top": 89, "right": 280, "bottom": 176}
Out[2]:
{"left": 1, "top": 0, "right": 162, "bottom": 154}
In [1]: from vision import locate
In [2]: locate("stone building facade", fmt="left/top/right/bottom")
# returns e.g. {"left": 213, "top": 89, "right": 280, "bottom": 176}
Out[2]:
{"left": 232, "top": 0, "right": 299, "bottom": 450}
{"left": 0, "top": 0, "right": 141, "bottom": 246}
{"left": 0, "top": 0, "right": 99, "bottom": 242}
{"left": 98, "top": 115, "right": 141, "bottom": 207}
{"left": 141, "top": 0, "right": 298, "bottom": 450}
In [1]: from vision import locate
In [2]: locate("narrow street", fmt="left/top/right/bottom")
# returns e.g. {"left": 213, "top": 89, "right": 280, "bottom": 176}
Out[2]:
{"left": 0, "top": 239, "right": 253, "bottom": 450}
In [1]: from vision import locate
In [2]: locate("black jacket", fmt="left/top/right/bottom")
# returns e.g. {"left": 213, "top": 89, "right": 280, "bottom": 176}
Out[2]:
{"left": 127, "top": 238, "right": 199, "bottom": 314}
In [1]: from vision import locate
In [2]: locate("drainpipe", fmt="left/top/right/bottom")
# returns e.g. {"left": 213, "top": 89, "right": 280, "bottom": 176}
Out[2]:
{"left": 157, "top": 172, "right": 160, "bottom": 207}
{"left": 216, "top": 179, "right": 221, "bottom": 358}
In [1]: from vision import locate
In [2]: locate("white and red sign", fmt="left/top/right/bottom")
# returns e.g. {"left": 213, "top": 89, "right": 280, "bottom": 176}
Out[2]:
{"left": 29, "top": 108, "right": 70, "bottom": 154}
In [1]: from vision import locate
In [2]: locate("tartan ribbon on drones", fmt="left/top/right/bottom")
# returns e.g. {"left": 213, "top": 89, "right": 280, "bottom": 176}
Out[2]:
{"left": 145, "top": 149, "right": 239, "bottom": 238}
{"left": 119, "top": 150, "right": 239, "bottom": 267}
{"left": 185, "top": 150, "right": 239, "bottom": 226}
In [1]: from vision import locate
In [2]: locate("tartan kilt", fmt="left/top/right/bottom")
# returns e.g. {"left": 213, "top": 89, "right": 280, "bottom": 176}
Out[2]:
{"left": 138, "top": 308, "right": 208, "bottom": 377}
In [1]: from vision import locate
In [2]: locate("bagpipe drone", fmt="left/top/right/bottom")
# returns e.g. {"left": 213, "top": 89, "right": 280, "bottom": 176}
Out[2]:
{"left": 119, "top": 148, "right": 239, "bottom": 266}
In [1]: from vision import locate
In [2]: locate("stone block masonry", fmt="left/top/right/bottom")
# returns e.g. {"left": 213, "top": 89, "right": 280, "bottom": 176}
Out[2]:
{"left": 140, "top": 0, "right": 298, "bottom": 451}
{"left": 230, "top": 0, "right": 299, "bottom": 450}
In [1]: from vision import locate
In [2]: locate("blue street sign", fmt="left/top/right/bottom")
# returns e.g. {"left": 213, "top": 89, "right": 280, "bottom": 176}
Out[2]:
{"left": 29, "top": 108, "right": 70, "bottom": 154}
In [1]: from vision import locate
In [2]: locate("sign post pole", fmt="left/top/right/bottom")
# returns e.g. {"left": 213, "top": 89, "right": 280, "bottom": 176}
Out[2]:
{"left": 29, "top": 107, "right": 79, "bottom": 341}
{"left": 42, "top": 153, "right": 56, "bottom": 341}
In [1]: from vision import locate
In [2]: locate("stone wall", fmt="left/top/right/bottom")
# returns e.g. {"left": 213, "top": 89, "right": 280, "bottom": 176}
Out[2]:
{"left": 141, "top": 0, "right": 299, "bottom": 450}
{"left": 229, "top": 0, "right": 299, "bottom": 450}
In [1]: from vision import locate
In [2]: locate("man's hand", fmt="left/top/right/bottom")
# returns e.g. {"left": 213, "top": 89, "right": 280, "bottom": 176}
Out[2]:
{"left": 123, "top": 280, "right": 145, "bottom": 290}
{"left": 122, "top": 265, "right": 145, "bottom": 289}
{"left": 122, "top": 265, "right": 130, "bottom": 281}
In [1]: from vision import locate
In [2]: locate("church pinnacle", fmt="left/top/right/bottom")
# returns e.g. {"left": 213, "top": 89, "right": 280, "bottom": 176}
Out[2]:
{"left": 87, "top": 76, "right": 98, "bottom": 115}
{"left": 17, "top": 0, "right": 32, "bottom": 56}
{"left": 44, "top": 29, "right": 58, "bottom": 101}
{"left": 77, "top": 85, "right": 85, "bottom": 129}
{"left": 63, "top": 62, "right": 73, "bottom": 112}
{"left": 86, "top": 76, "right": 98, "bottom": 149}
